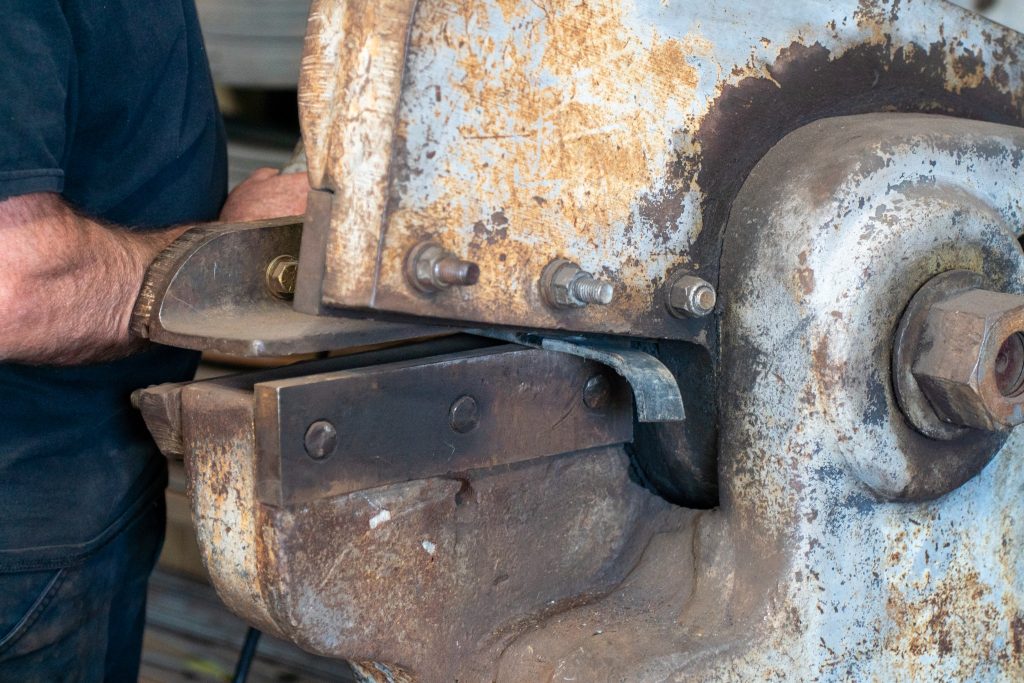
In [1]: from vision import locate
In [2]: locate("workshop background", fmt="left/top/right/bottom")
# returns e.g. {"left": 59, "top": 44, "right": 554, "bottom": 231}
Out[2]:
{"left": 141, "top": 0, "right": 1023, "bottom": 681}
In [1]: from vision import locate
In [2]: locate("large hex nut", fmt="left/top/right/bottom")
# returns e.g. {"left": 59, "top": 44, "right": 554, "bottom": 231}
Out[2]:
{"left": 912, "top": 289, "right": 1024, "bottom": 431}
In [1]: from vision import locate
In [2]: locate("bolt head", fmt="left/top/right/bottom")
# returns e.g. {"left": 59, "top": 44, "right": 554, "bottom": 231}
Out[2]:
{"left": 913, "top": 289, "right": 1024, "bottom": 431}
{"left": 668, "top": 275, "right": 716, "bottom": 318}
{"left": 304, "top": 420, "right": 338, "bottom": 459}
{"left": 449, "top": 395, "right": 480, "bottom": 433}
{"left": 266, "top": 255, "right": 298, "bottom": 300}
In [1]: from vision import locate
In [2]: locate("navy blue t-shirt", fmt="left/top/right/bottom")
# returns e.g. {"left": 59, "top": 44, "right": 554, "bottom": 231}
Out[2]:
{"left": 0, "top": 1, "right": 227, "bottom": 568}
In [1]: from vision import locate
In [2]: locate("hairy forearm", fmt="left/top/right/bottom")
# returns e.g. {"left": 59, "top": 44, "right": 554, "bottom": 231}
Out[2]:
{"left": 0, "top": 193, "right": 185, "bottom": 365}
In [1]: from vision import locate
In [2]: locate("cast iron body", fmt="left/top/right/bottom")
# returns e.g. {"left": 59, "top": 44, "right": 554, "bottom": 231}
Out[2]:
{"left": 133, "top": 1, "right": 1024, "bottom": 680}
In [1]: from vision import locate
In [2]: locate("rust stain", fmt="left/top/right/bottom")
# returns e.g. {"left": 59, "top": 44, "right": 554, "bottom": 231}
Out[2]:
{"left": 795, "top": 250, "right": 816, "bottom": 297}
{"left": 383, "top": 0, "right": 707, "bottom": 325}
{"left": 885, "top": 565, "right": 1019, "bottom": 680}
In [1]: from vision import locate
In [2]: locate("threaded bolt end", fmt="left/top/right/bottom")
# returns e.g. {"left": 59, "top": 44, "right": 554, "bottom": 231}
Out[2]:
{"left": 571, "top": 277, "right": 614, "bottom": 305}
{"left": 434, "top": 257, "right": 481, "bottom": 286}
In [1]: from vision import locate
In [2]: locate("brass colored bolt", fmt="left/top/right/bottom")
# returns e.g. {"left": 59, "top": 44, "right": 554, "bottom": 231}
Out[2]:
{"left": 266, "top": 255, "right": 299, "bottom": 300}
{"left": 667, "top": 275, "right": 717, "bottom": 318}
{"left": 406, "top": 241, "right": 480, "bottom": 293}
{"left": 540, "top": 259, "right": 615, "bottom": 309}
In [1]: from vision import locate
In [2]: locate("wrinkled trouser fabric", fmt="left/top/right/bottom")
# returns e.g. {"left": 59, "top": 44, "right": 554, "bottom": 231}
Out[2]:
{"left": 0, "top": 494, "right": 165, "bottom": 682}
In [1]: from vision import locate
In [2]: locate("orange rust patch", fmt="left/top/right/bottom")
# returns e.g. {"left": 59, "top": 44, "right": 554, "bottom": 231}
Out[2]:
{"left": 383, "top": 0, "right": 707, "bottom": 325}
{"left": 885, "top": 564, "right": 1022, "bottom": 680}
{"left": 795, "top": 250, "right": 816, "bottom": 297}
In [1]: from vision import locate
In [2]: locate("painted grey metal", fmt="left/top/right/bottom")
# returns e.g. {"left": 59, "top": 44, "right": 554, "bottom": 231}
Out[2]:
{"left": 162, "top": 116, "right": 1024, "bottom": 680}
{"left": 298, "top": 0, "right": 1024, "bottom": 345}
{"left": 489, "top": 113, "right": 1024, "bottom": 682}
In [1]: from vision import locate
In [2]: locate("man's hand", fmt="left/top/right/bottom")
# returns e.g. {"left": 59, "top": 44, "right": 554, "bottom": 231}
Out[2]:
{"left": 0, "top": 169, "right": 308, "bottom": 365}
{"left": 219, "top": 168, "right": 308, "bottom": 223}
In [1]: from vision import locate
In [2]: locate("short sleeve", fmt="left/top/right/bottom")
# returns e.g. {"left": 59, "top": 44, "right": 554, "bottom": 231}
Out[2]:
{"left": 0, "top": 2, "right": 73, "bottom": 202}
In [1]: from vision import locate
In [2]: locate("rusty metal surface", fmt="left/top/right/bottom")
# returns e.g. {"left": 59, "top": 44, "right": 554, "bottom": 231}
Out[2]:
{"left": 297, "top": 0, "right": 1024, "bottom": 343}
{"left": 174, "top": 109, "right": 1024, "bottom": 682}
{"left": 253, "top": 344, "right": 633, "bottom": 505}
{"left": 479, "top": 329, "right": 687, "bottom": 422}
{"left": 133, "top": 218, "right": 447, "bottom": 356}
{"left": 487, "top": 113, "right": 1024, "bottom": 682}
{"left": 133, "top": 381, "right": 188, "bottom": 459}
{"left": 184, "top": 384, "right": 674, "bottom": 678}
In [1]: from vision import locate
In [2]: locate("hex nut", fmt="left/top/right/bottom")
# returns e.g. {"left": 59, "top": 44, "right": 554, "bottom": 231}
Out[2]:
{"left": 266, "top": 255, "right": 298, "bottom": 300}
{"left": 667, "top": 275, "right": 717, "bottom": 318}
{"left": 912, "top": 288, "right": 1024, "bottom": 432}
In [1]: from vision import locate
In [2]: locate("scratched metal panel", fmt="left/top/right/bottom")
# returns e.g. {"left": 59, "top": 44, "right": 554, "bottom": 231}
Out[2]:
{"left": 298, "top": 0, "right": 1024, "bottom": 341}
{"left": 491, "top": 114, "right": 1024, "bottom": 682}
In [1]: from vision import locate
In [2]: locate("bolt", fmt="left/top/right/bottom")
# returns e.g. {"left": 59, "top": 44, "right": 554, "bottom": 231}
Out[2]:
{"left": 540, "top": 259, "right": 616, "bottom": 309}
{"left": 304, "top": 420, "right": 338, "bottom": 460}
{"left": 994, "top": 332, "right": 1024, "bottom": 397}
{"left": 583, "top": 374, "right": 612, "bottom": 409}
{"left": 266, "top": 255, "right": 298, "bottom": 300}
{"left": 449, "top": 395, "right": 480, "bottom": 433}
{"left": 667, "top": 275, "right": 717, "bottom": 318}
{"left": 406, "top": 241, "right": 480, "bottom": 293}
{"left": 434, "top": 255, "right": 480, "bottom": 287}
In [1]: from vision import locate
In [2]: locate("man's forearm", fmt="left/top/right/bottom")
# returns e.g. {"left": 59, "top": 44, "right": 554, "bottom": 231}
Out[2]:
{"left": 0, "top": 193, "right": 185, "bottom": 365}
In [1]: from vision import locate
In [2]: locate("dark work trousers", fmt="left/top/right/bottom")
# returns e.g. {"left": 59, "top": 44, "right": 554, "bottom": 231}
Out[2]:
{"left": 0, "top": 494, "right": 165, "bottom": 682}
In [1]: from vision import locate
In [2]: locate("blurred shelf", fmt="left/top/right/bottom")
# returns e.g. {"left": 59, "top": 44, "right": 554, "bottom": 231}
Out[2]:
{"left": 197, "top": 0, "right": 313, "bottom": 88}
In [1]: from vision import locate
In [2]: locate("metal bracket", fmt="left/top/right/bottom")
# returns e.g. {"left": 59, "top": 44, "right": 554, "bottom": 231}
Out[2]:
{"left": 474, "top": 331, "right": 685, "bottom": 423}
{"left": 131, "top": 218, "right": 447, "bottom": 357}
{"left": 253, "top": 344, "right": 633, "bottom": 506}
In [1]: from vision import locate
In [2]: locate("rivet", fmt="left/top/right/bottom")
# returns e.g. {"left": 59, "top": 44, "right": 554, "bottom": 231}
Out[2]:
{"left": 304, "top": 420, "right": 338, "bottom": 460}
{"left": 583, "top": 374, "right": 612, "bottom": 410}
{"left": 449, "top": 395, "right": 480, "bottom": 433}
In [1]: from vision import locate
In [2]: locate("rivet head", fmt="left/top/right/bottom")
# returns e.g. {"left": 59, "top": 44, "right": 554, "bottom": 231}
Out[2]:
{"left": 304, "top": 420, "right": 338, "bottom": 460}
{"left": 449, "top": 395, "right": 480, "bottom": 433}
{"left": 583, "top": 374, "right": 612, "bottom": 410}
